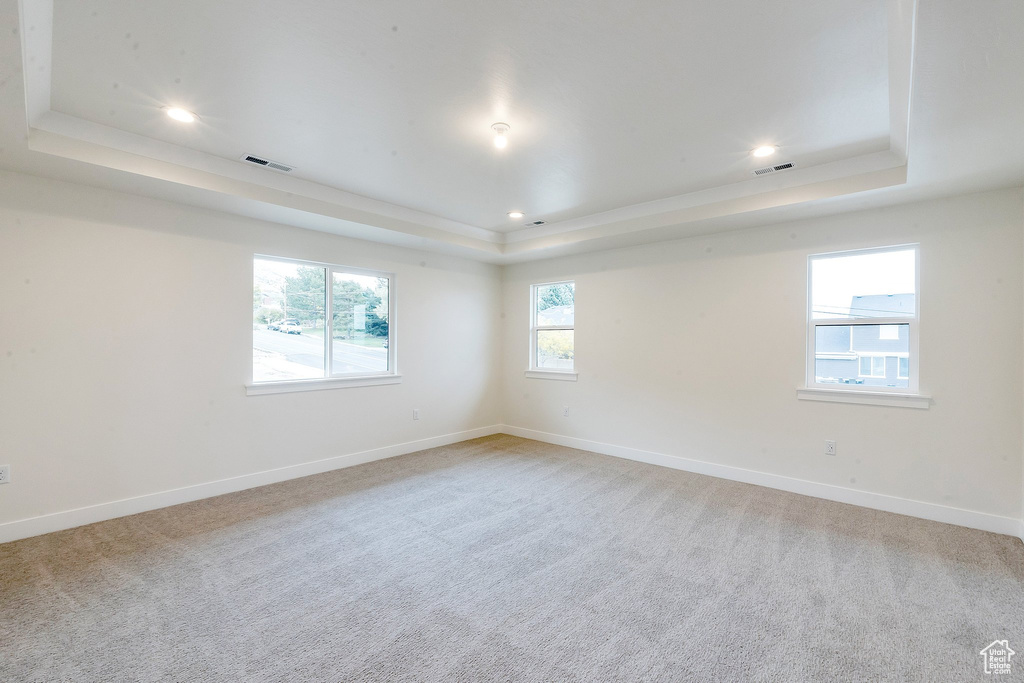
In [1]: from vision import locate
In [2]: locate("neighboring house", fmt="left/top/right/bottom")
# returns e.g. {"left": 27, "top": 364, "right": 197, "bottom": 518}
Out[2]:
{"left": 849, "top": 293, "right": 915, "bottom": 318}
{"left": 815, "top": 294, "right": 913, "bottom": 388}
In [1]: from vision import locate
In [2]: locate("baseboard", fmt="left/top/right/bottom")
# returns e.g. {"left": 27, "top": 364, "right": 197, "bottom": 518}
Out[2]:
{"left": 500, "top": 425, "right": 1023, "bottom": 539}
{"left": 0, "top": 425, "right": 504, "bottom": 545}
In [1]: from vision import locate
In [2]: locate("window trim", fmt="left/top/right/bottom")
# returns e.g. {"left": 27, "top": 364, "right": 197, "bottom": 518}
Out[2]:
{"left": 528, "top": 280, "right": 576, "bottom": 377}
{"left": 250, "top": 254, "right": 397, "bottom": 392}
{"left": 804, "top": 244, "right": 921, "bottom": 397}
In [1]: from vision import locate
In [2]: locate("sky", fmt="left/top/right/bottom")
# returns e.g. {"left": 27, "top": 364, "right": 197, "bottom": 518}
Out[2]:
{"left": 255, "top": 258, "right": 381, "bottom": 293}
{"left": 811, "top": 248, "right": 915, "bottom": 318}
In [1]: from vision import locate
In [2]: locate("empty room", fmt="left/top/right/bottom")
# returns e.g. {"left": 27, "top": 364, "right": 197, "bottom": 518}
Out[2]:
{"left": 1, "top": 0, "right": 1023, "bottom": 680}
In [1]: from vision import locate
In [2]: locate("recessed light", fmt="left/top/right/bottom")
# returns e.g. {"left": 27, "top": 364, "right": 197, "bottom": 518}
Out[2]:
{"left": 752, "top": 145, "right": 777, "bottom": 158}
{"left": 492, "top": 122, "right": 510, "bottom": 149}
{"left": 165, "top": 107, "right": 197, "bottom": 123}
{"left": 507, "top": 211, "right": 525, "bottom": 219}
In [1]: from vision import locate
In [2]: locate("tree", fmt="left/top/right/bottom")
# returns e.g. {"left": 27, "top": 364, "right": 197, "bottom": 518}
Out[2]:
{"left": 538, "top": 331, "right": 574, "bottom": 360}
{"left": 331, "top": 280, "right": 389, "bottom": 337}
{"left": 283, "top": 266, "right": 326, "bottom": 323}
{"left": 331, "top": 279, "right": 368, "bottom": 339}
{"left": 372, "top": 278, "right": 389, "bottom": 324}
{"left": 539, "top": 283, "right": 574, "bottom": 309}
{"left": 365, "top": 310, "right": 388, "bottom": 337}
{"left": 253, "top": 306, "right": 277, "bottom": 324}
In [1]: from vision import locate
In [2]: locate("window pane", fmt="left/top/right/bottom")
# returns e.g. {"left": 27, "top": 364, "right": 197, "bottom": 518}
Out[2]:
{"left": 332, "top": 273, "right": 389, "bottom": 374}
{"left": 815, "top": 324, "right": 909, "bottom": 388}
{"left": 811, "top": 249, "right": 915, "bottom": 319}
{"left": 536, "top": 282, "right": 575, "bottom": 326}
{"left": 253, "top": 259, "right": 326, "bottom": 381}
{"left": 536, "top": 329, "right": 574, "bottom": 370}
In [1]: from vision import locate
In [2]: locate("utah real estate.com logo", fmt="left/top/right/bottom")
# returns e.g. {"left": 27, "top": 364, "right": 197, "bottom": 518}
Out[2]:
{"left": 980, "top": 640, "right": 1015, "bottom": 675}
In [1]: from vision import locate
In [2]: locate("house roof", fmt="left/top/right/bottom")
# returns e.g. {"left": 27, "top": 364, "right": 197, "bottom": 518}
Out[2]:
{"left": 849, "top": 293, "right": 915, "bottom": 318}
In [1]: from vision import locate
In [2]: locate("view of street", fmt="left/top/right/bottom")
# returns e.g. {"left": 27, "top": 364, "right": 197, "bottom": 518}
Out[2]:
{"left": 253, "top": 328, "right": 387, "bottom": 380}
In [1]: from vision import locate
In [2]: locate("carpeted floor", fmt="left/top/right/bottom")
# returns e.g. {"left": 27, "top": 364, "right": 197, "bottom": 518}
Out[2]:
{"left": 1, "top": 434, "right": 1022, "bottom": 681}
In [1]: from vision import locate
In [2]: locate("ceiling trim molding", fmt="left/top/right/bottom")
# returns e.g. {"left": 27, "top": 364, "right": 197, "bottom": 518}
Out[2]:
{"left": 16, "top": 0, "right": 918, "bottom": 263}
{"left": 504, "top": 150, "right": 905, "bottom": 245}
{"left": 29, "top": 110, "right": 503, "bottom": 253}
{"left": 16, "top": 0, "right": 50, "bottom": 122}
{"left": 888, "top": 0, "right": 918, "bottom": 161}
{"left": 504, "top": 165, "right": 908, "bottom": 258}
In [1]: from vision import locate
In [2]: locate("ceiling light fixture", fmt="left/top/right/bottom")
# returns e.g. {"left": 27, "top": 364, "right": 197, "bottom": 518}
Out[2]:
{"left": 752, "top": 145, "right": 777, "bottom": 158}
{"left": 492, "top": 122, "right": 510, "bottom": 149}
{"left": 165, "top": 107, "right": 197, "bottom": 123}
{"left": 507, "top": 211, "right": 525, "bottom": 219}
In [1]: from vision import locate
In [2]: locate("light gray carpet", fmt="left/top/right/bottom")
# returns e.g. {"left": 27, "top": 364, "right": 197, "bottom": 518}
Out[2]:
{"left": 1, "top": 435, "right": 1022, "bottom": 682}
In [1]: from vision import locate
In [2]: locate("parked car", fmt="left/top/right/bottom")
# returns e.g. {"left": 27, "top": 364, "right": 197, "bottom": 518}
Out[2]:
{"left": 267, "top": 320, "right": 281, "bottom": 331}
{"left": 279, "top": 319, "right": 302, "bottom": 334}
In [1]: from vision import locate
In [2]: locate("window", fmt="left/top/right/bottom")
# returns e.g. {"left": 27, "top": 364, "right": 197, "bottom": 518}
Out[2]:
{"left": 251, "top": 256, "right": 396, "bottom": 391}
{"left": 530, "top": 281, "right": 575, "bottom": 374}
{"left": 879, "top": 324, "right": 899, "bottom": 340}
{"left": 807, "top": 245, "right": 918, "bottom": 394}
{"left": 858, "top": 355, "right": 886, "bottom": 378}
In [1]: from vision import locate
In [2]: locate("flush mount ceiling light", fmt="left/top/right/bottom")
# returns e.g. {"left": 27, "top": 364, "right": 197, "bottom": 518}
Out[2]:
{"left": 165, "top": 107, "right": 198, "bottom": 123}
{"left": 491, "top": 122, "right": 510, "bottom": 149}
{"left": 752, "top": 145, "right": 777, "bottom": 158}
{"left": 507, "top": 210, "right": 525, "bottom": 219}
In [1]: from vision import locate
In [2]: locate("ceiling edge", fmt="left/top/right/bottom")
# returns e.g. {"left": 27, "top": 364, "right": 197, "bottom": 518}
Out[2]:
{"left": 16, "top": 0, "right": 919, "bottom": 263}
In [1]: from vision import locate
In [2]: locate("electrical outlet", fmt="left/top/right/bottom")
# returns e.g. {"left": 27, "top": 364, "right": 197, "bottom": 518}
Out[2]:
{"left": 562, "top": 406, "right": 569, "bottom": 417}
{"left": 0, "top": 465, "right": 9, "bottom": 484}
{"left": 413, "top": 409, "right": 420, "bottom": 421}
{"left": 824, "top": 440, "right": 836, "bottom": 456}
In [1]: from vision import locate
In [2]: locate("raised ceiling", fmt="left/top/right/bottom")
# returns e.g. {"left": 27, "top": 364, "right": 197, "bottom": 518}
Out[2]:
{"left": 48, "top": 0, "right": 890, "bottom": 231}
{"left": 3, "top": 0, "right": 1023, "bottom": 261}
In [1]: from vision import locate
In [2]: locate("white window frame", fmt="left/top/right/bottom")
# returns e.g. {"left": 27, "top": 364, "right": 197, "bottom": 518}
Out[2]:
{"left": 247, "top": 255, "right": 399, "bottom": 395}
{"left": 800, "top": 244, "right": 928, "bottom": 408}
{"left": 526, "top": 280, "right": 577, "bottom": 380}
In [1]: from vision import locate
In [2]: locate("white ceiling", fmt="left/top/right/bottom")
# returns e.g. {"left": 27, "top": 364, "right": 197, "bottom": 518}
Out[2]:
{"left": 1, "top": 0, "right": 1021, "bottom": 262}
{"left": 48, "top": 0, "right": 890, "bottom": 231}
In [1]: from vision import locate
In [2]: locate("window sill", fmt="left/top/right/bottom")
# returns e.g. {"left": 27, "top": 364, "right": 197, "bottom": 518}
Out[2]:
{"left": 796, "top": 387, "right": 930, "bottom": 409}
{"left": 525, "top": 370, "right": 578, "bottom": 382}
{"left": 247, "top": 374, "right": 402, "bottom": 396}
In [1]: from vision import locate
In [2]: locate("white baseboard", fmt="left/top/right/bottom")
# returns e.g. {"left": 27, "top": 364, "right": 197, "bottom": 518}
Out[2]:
{"left": 500, "top": 425, "right": 1024, "bottom": 540}
{"left": 0, "top": 425, "right": 503, "bottom": 545}
{"left": 5, "top": 424, "right": 1021, "bottom": 547}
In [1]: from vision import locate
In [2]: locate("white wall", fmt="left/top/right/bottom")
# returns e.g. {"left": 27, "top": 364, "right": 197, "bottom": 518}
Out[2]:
{"left": 0, "top": 171, "right": 503, "bottom": 534}
{"left": 2, "top": 171, "right": 1023, "bottom": 542}
{"left": 502, "top": 188, "right": 1024, "bottom": 526}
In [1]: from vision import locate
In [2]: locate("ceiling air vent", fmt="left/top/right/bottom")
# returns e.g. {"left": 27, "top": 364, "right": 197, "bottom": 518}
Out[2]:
{"left": 752, "top": 162, "right": 795, "bottom": 176}
{"left": 525, "top": 220, "right": 546, "bottom": 226}
{"left": 240, "top": 154, "right": 294, "bottom": 173}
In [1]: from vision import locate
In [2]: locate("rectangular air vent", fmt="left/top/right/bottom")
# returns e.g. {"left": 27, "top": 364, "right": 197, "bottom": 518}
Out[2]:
{"left": 240, "top": 154, "right": 294, "bottom": 173}
{"left": 525, "top": 220, "right": 546, "bottom": 226}
{"left": 752, "top": 162, "right": 796, "bottom": 176}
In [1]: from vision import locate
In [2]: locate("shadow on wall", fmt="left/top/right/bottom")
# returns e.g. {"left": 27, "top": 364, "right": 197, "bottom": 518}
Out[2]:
{"left": 507, "top": 189, "right": 1022, "bottom": 279}
{"left": 0, "top": 171, "right": 496, "bottom": 277}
